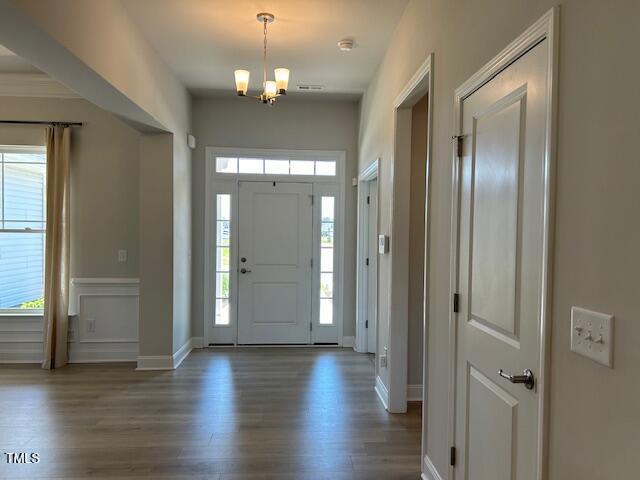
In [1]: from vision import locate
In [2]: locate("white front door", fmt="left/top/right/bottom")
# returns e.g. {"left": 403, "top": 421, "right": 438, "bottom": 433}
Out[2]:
{"left": 453, "top": 39, "right": 549, "bottom": 478}
{"left": 238, "top": 181, "right": 313, "bottom": 344}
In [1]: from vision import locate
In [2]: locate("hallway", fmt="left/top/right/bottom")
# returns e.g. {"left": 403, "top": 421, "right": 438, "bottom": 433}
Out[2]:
{"left": 0, "top": 348, "right": 421, "bottom": 479}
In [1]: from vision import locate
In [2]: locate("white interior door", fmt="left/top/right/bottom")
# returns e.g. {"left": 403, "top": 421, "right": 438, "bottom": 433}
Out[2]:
{"left": 367, "top": 179, "right": 378, "bottom": 354}
{"left": 453, "top": 39, "right": 549, "bottom": 479}
{"left": 238, "top": 181, "right": 313, "bottom": 344}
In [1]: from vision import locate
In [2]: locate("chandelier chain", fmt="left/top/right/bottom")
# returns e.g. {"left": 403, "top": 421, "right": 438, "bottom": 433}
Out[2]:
{"left": 263, "top": 18, "right": 268, "bottom": 89}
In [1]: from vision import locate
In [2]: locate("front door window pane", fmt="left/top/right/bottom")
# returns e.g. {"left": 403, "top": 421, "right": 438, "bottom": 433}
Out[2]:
{"left": 238, "top": 158, "right": 263, "bottom": 174}
{"left": 215, "top": 194, "right": 232, "bottom": 325}
{"left": 319, "top": 195, "right": 335, "bottom": 325}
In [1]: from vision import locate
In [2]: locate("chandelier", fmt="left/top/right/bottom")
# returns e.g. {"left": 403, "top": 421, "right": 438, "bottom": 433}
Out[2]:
{"left": 234, "top": 13, "right": 290, "bottom": 105}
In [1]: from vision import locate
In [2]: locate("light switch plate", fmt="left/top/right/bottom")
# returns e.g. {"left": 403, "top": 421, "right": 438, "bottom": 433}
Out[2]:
{"left": 118, "top": 249, "right": 128, "bottom": 263}
{"left": 570, "top": 306, "right": 614, "bottom": 367}
{"left": 378, "top": 234, "right": 389, "bottom": 254}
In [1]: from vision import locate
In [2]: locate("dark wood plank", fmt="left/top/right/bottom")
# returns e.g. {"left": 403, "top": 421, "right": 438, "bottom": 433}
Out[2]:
{"left": 0, "top": 348, "right": 421, "bottom": 479}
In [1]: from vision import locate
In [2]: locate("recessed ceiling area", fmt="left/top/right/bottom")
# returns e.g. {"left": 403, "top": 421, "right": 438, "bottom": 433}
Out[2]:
{"left": 121, "top": 0, "right": 409, "bottom": 99}
{"left": 0, "top": 44, "right": 41, "bottom": 73}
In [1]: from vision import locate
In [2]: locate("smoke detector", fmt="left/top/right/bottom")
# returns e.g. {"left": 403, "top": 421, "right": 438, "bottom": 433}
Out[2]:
{"left": 338, "top": 39, "right": 354, "bottom": 52}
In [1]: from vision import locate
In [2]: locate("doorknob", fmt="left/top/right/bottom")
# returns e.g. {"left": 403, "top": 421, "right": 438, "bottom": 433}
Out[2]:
{"left": 240, "top": 268, "right": 252, "bottom": 274}
{"left": 498, "top": 368, "right": 535, "bottom": 390}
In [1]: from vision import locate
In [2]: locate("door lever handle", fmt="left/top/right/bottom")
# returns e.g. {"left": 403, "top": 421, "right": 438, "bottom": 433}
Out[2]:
{"left": 240, "top": 268, "right": 252, "bottom": 274}
{"left": 498, "top": 369, "right": 535, "bottom": 390}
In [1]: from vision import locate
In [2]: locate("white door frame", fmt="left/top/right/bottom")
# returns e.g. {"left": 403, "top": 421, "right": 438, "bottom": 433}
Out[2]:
{"left": 204, "top": 147, "right": 346, "bottom": 347}
{"left": 382, "top": 54, "right": 434, "bottom": 413}
{"left": 355, "top": 158, "right": 380, "bottom": 353}
{"left": 445, "top": 8, "right": 558, "bottom": 480}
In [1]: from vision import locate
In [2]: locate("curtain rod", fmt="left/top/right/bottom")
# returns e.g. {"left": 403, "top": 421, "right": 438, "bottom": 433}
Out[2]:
{"left": 0, "top": 120, "right": 83, "bottom": 127}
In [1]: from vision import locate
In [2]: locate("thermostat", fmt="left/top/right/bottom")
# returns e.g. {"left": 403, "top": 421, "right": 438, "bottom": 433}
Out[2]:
{"left": 378, "top": 234, "right": 389, "bottom": 254}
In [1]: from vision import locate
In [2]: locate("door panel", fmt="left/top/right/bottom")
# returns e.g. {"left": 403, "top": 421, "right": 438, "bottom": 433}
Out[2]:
{"left": 467, "top": 366, "right": 518, "bottom": 480}
{"left": 252, "top": 193, "right": 300, "bottom": 266}
{"left": 470, "top": 97, "right": 523, "bottom": 340}
{"left": 454, "top": 39, "right": 549, "bottom": 480}
{"left": 238, "top": 181, "right": 313, "bottom": 344}
{"left": 251, "top": 283, "right": 298, "bottom": 324}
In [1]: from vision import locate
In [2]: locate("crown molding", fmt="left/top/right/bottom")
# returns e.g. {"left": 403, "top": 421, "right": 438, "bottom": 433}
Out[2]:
{"left": 0, "top": 73, "right": 79, "bottom": 98}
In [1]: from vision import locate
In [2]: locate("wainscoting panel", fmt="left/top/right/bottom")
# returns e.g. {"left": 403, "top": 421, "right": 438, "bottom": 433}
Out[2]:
{"left": 69, "top": 278, "right": 139, "bottom": 362}
{"left": 0, "top": 278, "right": 139, "bottom": 363}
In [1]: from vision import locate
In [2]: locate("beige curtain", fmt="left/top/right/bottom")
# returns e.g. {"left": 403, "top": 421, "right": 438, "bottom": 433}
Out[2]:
{"left": 42, "top": 126, "right": 71, "bottom": 369}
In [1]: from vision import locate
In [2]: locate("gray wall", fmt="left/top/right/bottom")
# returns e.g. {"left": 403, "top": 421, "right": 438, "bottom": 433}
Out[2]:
{"left": 139, "top": 133, "right": 174, "bottom": 356}
{"left": 7, "top": 0, "right": 194, "bottom": 358}
{"left": 0, "top": 96, "right": 140, "bottom": 279}
{"left": 359, "top": 0, "right": 640, "bottom": 478}
{"left": 191, "top": 97, "right": 359, "bottom": 340}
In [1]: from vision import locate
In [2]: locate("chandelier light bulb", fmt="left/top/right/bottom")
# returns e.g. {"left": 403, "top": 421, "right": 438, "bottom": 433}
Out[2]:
{"left": 234, "top": 70, "right": 250, "bottom": 96}
{"left": 264, "top": 80, "right": 277, "bottom": 98}
{"left": 274, "top": 68, "right": 290, "bottom": 94}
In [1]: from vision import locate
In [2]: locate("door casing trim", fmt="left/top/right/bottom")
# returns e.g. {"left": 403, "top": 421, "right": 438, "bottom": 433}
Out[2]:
{"left": 446, "top": 7, "right": 559, "bottom": 480}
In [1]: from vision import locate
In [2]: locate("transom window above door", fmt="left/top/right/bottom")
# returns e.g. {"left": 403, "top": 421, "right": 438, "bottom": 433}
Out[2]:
{"left": 215, "top": 156, "right": 337, "bottom": 177}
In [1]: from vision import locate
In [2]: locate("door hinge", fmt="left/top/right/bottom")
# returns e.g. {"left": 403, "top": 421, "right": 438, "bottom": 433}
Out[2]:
{"left": 310, "top": 322, "right": 313, "bottom": 331}
{"left": 310, "top": 258, "right": 314, "bottom": 268}
{"left": 450, "top": 446, "right": 456, "bottom": 467}
{"left": 453, "top": 293, "right": 460, "bottom": 313}
{"left": 365, "top": 320, "right": 369, "bottom": 329}
{"left": 365, "top": 257, "right": 369, "bottom": 266}
{"left": 366, "top": 195, "right": 370, "bottom": 205}
{"left": 310, "top": 194, "right": 314, "bottom": 205}
{"left": 453, "top": 135, "right": 465, "bottom": 158}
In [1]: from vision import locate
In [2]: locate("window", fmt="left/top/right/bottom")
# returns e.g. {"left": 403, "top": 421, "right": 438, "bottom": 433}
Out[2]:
{"left": 215, "top": 194, "right": 231, "bottom": 325}
{"left": 215, "top": 156, "right": 336, "bottom": 177}
{"left": 0, "top": 146, "right": 46, "bottom": 311}
{"left": 319, "top": 196, "right": 335, "bottom": 325}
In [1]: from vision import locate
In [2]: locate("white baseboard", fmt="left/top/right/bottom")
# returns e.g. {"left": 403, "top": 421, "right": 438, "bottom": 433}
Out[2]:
{"left": 342, "top": 336, "right": 355, "bottom": 348}
{"left": 136, "top": 336, "right": 202, "bottom": 371}
{"left": 172, "top": 337, "right": 196, "bottom": 369}
{"left": 375, "top": 375, "right": 390, "bottom": 410}
{"left": 136, "top": 355, "right": 173, "bottom": 370}
{"left": 407, "top": 383, "right": 423, "bottom": 401}
{"left": 423, "top": 455, "right": 444, "bottom": 480}
{"left": 68, "top": 340, "right": 138, "bottom": 363}
{"left": 0, "top": 344, "right": 42, "bottom": 363}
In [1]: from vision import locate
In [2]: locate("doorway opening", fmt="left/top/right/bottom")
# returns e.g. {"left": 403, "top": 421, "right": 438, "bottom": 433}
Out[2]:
{"left": 378, "top": 55, "right": 434, "bottom": 414}
{"left": 356, "top": 160, "right": 379, "bottom": 355}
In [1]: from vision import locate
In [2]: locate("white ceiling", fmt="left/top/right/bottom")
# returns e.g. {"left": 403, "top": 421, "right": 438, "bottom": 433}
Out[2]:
{"left": 121, "top": 0, "right": 408, "bottom": 99}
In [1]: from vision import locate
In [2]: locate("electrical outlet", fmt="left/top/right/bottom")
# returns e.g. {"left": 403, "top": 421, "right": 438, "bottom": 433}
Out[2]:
{"left": 379, "top": 346, "right": 388, "bottom": 368}
{"left": 570, "top": 307, "right": 614, "bottom": 367}
{"left": 379, "top": 354, "right": 387, "bottom": 368}
{"left": 118, "top": 249, "right": 128, "bottom": 263}
{"left": 87, "top": 318, "right": 96, "bottom": 334}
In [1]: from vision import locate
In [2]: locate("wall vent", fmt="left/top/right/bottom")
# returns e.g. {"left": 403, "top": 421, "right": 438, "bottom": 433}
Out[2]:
{"left": 297, "top": 84, "right": 324, "bottom": 91}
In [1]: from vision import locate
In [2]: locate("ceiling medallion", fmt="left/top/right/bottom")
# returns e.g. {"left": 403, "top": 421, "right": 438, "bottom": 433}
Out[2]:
{"left": 234, "top": 12, "right": 290, "bottom": 105}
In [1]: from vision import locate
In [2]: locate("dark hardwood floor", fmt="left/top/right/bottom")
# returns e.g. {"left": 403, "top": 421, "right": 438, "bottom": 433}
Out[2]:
{"left": 0, "top": 348, "right": 422, "bottom": 479}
